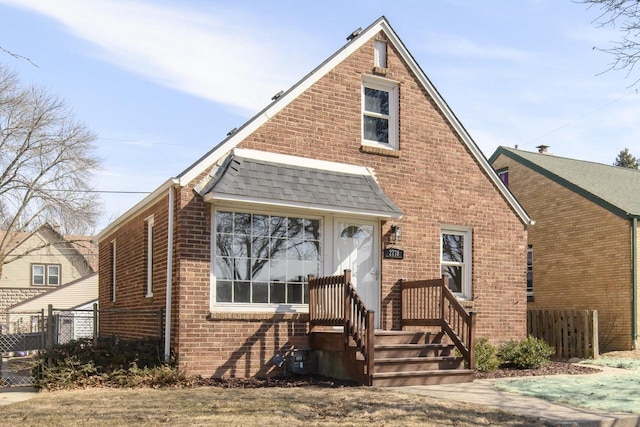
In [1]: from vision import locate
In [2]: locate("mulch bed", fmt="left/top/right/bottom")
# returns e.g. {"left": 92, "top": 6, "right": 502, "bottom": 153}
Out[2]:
{"left": 197, "top": 362, "right": 601, "bottom": 388}
{"left": 475, "top": 361, "right": 601, "bottom": 379}
{"left": 198, "top": 375, "right": 360, "bottom": 388}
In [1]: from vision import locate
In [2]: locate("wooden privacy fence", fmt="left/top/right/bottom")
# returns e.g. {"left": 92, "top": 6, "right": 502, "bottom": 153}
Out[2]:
{"left": 527, "top": 310, "right": 599, "bottom": 359}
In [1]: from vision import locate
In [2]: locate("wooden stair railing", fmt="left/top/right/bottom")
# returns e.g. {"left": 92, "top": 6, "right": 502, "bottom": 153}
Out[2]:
{"left": 400, "top": 277, "right": 476, "bottom": 370}
{"left": 309, "top": 270, "right": 374, "bottom": 385}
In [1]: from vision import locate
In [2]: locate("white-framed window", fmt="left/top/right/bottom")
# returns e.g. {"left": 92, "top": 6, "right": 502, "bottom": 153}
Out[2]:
{"left": 31, "top": 264, "right": 61, "bottom": 286}
{"left": 145, "top": 216, "right": 154, "bottom": 298}
{"left": 440, "top": 226, "right": 472, "bottom": 299}
{"left": 110, "top": 240, "right": 116, "bottom": 302}
{"left": 527, "top": 244, "right": 533, "bottom": 297}
{"left": 374, "top": 39, "right": 387, "bottom": 68}
{"left": 213, "top": 209, "right": 321, "bottom": 309}
{"left": 362, "top": 76, "right": 399, "bottom": 150}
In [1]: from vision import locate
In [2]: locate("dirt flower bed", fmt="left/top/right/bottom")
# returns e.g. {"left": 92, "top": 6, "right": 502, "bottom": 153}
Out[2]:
{"left": 197, "top": 374, "right": 360, "bottom": 388}
{"left": 476, "top": 361, "right": 601, "bottom": 380}
{"left": 193, "top": 362, "right": 601, "bottom": 388}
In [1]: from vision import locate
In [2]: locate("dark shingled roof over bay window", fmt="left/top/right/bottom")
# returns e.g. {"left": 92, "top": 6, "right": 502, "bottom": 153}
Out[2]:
{"left": 196, "top": 149, "right": 402, "bottom": 219}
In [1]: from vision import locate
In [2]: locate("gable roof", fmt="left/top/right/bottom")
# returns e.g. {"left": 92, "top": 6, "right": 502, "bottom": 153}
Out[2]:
{"left": 490, "top": 146, "right": 640, "bottom": 218}
{"left": 196, "top": 149, "right": 402, "bottom": 218}
{"left": 1, "top": 224, "right": 97, "bottom": 272}
{"left": 96, "top": 16, "right": 531, "bottom": 241}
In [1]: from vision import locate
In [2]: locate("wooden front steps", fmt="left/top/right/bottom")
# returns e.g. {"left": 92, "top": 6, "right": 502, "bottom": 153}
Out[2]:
{"left": 371, "top": 331, "right": 474, "bottom": 387}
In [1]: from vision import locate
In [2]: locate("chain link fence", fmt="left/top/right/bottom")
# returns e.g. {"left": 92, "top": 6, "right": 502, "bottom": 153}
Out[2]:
{"left": 0, "top": 306, "right": 163, "bottom": 387}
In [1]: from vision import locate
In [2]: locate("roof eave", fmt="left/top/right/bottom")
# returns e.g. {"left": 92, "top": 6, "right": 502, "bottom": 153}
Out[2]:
{"left": 204, "top": 193, "right": 402, "bottom": 220}
{"left": 94, "top": 178, "right": 180, "bottom": 242}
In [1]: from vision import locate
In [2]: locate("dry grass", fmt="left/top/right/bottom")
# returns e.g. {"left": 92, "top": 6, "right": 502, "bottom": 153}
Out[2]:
{"left": 2, "top": 386, "right": 549, "bottom": 426}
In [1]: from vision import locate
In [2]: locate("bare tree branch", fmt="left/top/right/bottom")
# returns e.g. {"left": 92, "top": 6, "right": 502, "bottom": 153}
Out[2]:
{"left": 0, "top": 46, "right": 38, "bottom": 68}
{"left": 0, "top": 64, "right": 101, "bottom": 276}
{"left": 579, "top": 0, "right": 640, "bottom": 85}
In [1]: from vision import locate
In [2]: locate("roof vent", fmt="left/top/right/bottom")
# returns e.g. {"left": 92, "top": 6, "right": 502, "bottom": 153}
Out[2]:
{"left": 271, "top": 90, "right": 284, "bottom": 101}
{"left": 536, "top": 145, "right": 550, "bottom": 154}
{"left": 346, "top": 27, "right": 362, "bottom": 41}
{"left": 227, "top": 128, "right": 237, "bottom": 136}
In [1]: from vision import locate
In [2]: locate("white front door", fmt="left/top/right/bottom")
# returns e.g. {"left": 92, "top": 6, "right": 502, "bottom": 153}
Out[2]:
{"left": 334, "top": 219, "right": 380, "bottom": 328}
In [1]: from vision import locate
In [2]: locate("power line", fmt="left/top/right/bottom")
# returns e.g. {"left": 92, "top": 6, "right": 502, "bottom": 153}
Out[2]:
{"left": 522, "top": 89, "right": 638, "bottom": 147}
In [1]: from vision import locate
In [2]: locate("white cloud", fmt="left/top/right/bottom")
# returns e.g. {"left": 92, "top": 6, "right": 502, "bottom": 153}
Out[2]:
{"left": 0, "top": 0, "right": 314, "bottom": 114}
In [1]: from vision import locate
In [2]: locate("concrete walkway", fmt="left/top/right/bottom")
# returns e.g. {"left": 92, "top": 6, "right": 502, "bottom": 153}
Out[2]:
{"left": 0, "top": 387, "right": 38, "bottom": 406}
{"left": 392, "top": 365, "right": 640, "bottom": 427}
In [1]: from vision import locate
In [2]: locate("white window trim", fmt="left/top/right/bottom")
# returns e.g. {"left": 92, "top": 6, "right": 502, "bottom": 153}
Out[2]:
{"left": 440, "top": 225, "right": 472, "bottom": 300}
{"left": 361, "top": 75, "right": 399, "bottom": 150}
{"left": 111, "top": 240, "right": 117, "bottom": 303}
{"left": 527, "top": 245, "right": 533, "bottom": 297}
{"left": 31, "top": 263, "right": 61, "bottom": 286}
{"left": 145, "top": 216, "right": 154, "bottom": 298}
{"left": 210, "top": 205, "right": 326, "bottom": 313}
{"left": 47, "top": 265, "right": 60, "bottom": 286}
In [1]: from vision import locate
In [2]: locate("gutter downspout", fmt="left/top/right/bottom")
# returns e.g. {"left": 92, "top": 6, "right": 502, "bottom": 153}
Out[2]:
{"left": 633, "top": 217, "right": 638, "bottom": 350}
{"left": 164, "top": 183, "right": 177, "bottom": 362}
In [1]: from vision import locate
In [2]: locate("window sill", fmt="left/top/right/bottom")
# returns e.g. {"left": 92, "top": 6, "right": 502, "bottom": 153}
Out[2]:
{"left": 207, "top": 312, "right": 309, "bottom": 322}
{"left": 360, "top": 144, "right": 400, "bottom": 157}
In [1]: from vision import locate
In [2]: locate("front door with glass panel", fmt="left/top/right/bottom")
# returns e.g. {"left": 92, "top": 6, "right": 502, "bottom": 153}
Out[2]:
{"left": 334, "top": 219, "right": 380, "bottom": 328}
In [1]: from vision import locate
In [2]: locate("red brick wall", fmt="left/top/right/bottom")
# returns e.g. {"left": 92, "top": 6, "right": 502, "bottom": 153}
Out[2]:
{"left": 98, "top": 194, "right": 171, "bottom": 340}
{"left": 100, "top": 32, "right": 527, "bottom": 377}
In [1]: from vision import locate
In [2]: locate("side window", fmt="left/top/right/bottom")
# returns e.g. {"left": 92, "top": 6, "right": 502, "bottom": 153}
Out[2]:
{"left": 145, "top": 216, "right": 154, "bottom": 298}
{"left": 110, "top": 240, "right": 116, "bottom": 302}
{"left": 47, "top": 265, "right": 60, "bottom": 285}
{"left": 497, "top": 168, "right": 509, "bottom": 187}
{"left": 32, "top": 264, "right": 45, "bottom": 285}
{"left": 362, "top": 76, "right": 399, "bottom": 150}
{"left": 440, "top": 227, "right": 472, "bottom": 300}
{"left": 32, "top": 264, "right": 61, "bottom": 286}
{"left": 527, "top": 245, "right": 533, "bottom": 299}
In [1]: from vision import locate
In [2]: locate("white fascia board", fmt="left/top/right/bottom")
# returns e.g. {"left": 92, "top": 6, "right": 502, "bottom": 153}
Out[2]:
{"left": 94, "top": 178, "right": 180, "bottom": 242}
{"left": 204, "top": 193, "right": 402, "bottom": 219}
{"left": 378, "top": 21, "right": 532, "bottom": 226}
{"left": 178, "top": 19, "right": 388, "bottom": 186}
{"left": 233, "top": 148, "right": 371, "bottom": 176}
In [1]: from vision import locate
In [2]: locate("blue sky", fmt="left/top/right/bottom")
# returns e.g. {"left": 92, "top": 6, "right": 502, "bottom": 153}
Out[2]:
{"left": 0, "top": 0, "right": 636, "bottom": 231}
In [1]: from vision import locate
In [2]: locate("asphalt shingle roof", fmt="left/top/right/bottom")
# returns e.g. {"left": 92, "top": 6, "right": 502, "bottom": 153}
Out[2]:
{"left": 200, "top": 155, "right": 402, "bottom": 218}
{"left": 495, "top": 147, "right": 640, "bottom": 217}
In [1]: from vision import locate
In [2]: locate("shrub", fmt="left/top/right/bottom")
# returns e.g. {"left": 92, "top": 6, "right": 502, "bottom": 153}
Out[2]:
{"left": 498, "top": 335, "right": 554, "bottom": 369}
{"left": 32, "top": 337, "right": 194, "bottom": 390}
{"left": 474, "top": 337, "right": 500, "bottom": 372}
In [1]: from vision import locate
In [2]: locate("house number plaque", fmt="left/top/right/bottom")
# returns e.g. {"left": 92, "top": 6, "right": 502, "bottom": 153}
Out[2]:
{"left": 384, "top": 248, "right": 404, "bottom": 259}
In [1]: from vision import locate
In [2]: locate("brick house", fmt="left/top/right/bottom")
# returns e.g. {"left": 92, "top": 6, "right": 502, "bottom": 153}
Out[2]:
{"left": 490, "top": 146, "right": 640, "bottom": 351}
{"left": 96, "top": 17, "right": 531, "bottom": 384}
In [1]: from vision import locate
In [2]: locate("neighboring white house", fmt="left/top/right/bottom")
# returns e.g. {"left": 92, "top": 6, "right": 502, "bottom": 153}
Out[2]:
{"left": 8, "top": 273, "right": 98, "bottom": 340}
{"left": 0, "top": 224, "right": 97, "bottom": 311}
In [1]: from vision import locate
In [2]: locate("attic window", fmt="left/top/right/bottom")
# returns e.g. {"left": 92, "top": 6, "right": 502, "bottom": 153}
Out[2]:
{"left": 497, "top": 168, "right": 509, "bottom": 187}
{"left": 362, "top": 76, "right": 399, "bottom": 150}
{"left": 374, "top": 40, "right": 387, "bottom": 68}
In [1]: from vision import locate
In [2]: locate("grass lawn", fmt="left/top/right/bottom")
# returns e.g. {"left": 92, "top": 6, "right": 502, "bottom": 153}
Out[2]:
{"left": 1, "top": 386, "right": 550, "bottom": 426}
{"left": 495, "top": 351, "right": 640, "bottom": 414}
